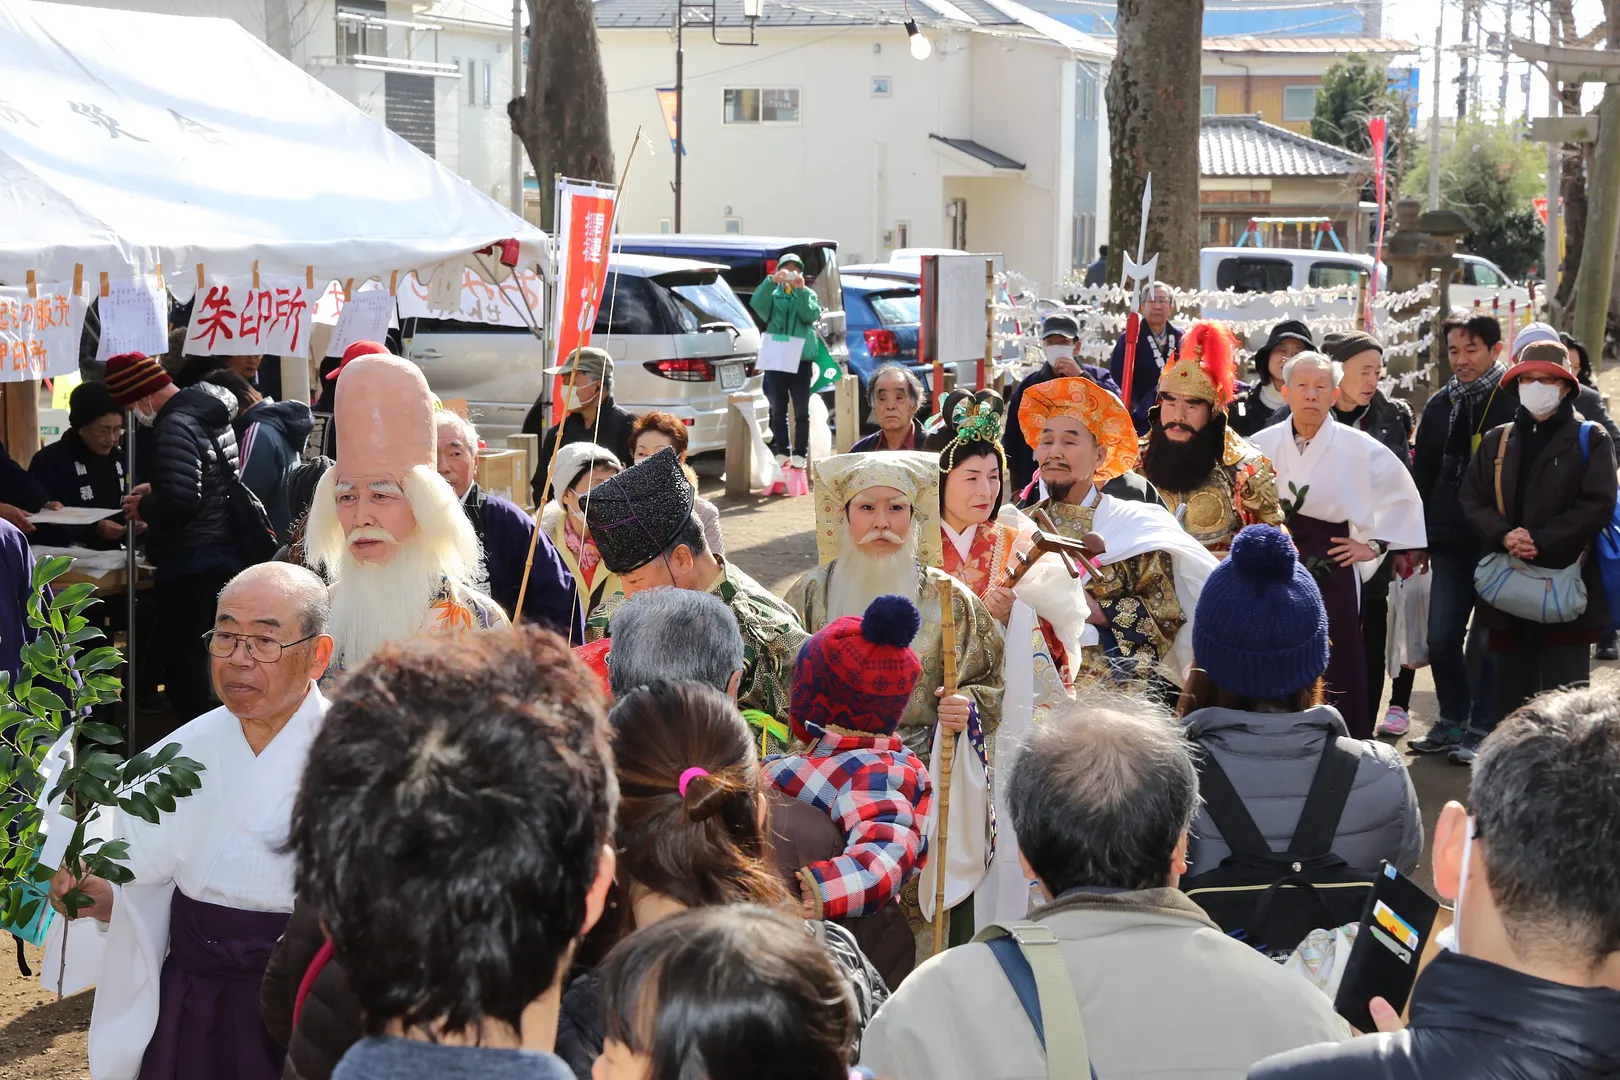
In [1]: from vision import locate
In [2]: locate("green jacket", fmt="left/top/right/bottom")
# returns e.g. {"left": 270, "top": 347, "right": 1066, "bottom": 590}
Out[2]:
{"left": 750, "top": 278, "right": 822, "bottom": 360}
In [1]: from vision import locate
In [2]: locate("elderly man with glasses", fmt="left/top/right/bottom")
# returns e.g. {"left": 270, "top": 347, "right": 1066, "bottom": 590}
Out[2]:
{"left": 50, "top": 562, "right": 334, "bottom": 1080}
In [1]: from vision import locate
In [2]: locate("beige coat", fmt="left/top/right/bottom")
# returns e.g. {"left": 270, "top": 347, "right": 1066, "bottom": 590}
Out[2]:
{"left": 857, "top": 888, "right": 1350, "bottom": 1080}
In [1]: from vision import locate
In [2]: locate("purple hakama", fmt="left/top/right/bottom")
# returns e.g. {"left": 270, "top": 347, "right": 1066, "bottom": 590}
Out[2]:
{"left": 1289, "top": 513, "right": 1370, "bottom": 737}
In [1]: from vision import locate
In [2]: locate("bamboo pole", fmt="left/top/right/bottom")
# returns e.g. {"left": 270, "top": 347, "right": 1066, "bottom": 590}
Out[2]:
{"left": 932, "top": 576, "right": 959, "bottom": 955}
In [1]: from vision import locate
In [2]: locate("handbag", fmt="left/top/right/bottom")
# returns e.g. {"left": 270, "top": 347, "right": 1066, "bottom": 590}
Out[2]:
{"left": 1472, "top": 426, "right": 1587, "bottom": 624}
{"left": 210, "top": 434, "right": 280, "bottom": 564}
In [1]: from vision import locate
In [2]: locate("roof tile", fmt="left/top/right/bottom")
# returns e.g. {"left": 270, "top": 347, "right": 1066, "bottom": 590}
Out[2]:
{"left": 1200, "top": 114, "right": 1371, "bottom": 178}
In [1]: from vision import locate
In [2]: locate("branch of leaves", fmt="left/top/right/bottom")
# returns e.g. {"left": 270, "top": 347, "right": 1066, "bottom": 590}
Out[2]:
{"left": 1279, "top": 482, "right": 1311, "bottom": 524}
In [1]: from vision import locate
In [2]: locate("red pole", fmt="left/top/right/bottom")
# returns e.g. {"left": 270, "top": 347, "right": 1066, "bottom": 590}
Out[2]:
{"left": 1119, "top": 310, "right": 1141, "bottom": 418}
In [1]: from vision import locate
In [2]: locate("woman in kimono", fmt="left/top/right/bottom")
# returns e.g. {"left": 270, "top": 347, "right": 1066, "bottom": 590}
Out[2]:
{"left": 541, "top": 442, "right": 625, "bottom": 627}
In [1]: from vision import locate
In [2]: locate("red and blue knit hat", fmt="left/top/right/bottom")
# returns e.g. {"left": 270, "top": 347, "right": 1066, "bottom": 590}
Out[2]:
{"left": 791, "top": 595, "right": 922, "bottom": 741}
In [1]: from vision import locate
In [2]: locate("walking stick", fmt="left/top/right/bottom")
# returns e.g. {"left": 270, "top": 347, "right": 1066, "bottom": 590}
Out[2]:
{"left": 932, "top": 576, "right": 959, "bottom": 955}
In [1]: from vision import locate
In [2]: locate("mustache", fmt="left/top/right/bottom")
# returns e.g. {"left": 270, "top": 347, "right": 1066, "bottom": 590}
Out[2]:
{"left": 857, "top": 528, "right": 907, "bottom": 545}
{"left": 347, "top": 526, "right": 398, "bottom": 544}
{"left": 1163, "top": 422, "right": 1196, "bottom": 435}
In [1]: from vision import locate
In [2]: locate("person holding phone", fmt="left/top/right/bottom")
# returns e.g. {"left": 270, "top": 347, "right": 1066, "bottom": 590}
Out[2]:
{"left": 750, "top": 252, "right": 822, "bottom": 471}
{"left": 1249, "top": 684, "right": 1620, "bottom": 1080}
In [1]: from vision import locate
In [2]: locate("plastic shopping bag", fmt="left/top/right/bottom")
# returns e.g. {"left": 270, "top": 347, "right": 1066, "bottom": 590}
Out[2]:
{"left": 1386, "top": 567, "right": 1432, "bottom": 677}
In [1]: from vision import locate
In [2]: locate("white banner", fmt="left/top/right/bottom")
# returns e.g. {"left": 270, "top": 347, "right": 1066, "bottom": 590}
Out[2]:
{"left": 324, "top": 287, "right": 395, "bottom": 358}
{"left": 93, "top": 276, "right": 167, "bottom": 365}
{"left": 398, "top": 267, "right": 543, "bottom": 328}
{"left": 0, "top": 285, "right": 87, "bottom": 382}
{"left": 184, "top": 276, "right": 311, "bottom": 356}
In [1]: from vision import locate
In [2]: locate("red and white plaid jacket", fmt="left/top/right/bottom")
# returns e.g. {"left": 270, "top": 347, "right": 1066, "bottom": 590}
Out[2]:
{"left": 764, "top": 729, "right": 933, "bottom": 919}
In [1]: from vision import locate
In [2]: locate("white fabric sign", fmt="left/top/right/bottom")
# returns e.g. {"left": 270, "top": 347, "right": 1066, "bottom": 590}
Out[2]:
{"left": 757, "top": 333, "right": 805, "bottom": 373}
{"left": 324, "top": 288, "right": 395, "bottom": 358}
{"left": 0, "top": 285, "right": 86, "bottom": 382}
{"left": 184, "top": 277, "right": 310, "bottom": 356}
{"left": 93, "top": 277, "right": 167, "bottom": 365}
{"left": 397, "top": 267, "right": 543, "bottom": 328}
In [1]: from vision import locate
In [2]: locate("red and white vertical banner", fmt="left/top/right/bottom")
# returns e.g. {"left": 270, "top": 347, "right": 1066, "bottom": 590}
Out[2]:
{"left": 1367, "top": 116, "right": 1388, "bottom": 333}
{"left": 550, "top": 178, "right": 619, "bottom": 423}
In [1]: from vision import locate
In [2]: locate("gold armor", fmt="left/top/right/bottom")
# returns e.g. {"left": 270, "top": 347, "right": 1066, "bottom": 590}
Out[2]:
{"left": 1151, "top": 427, "right": 1285, "bottom": 555}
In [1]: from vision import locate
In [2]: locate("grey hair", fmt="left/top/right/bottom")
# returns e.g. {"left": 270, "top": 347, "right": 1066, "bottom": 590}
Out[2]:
{"left": 1282, "top": 351, "right": 1343, "bottom": 387}
{"left": 870, "top": 363, "right": 923, "bottom": 407}
{"left": 1007, "top": 690, "right": 1198, "bottom": 893}
{"left": 218, "top": 561, "right": 331, "bottom": 637}
{"left": 435, "top": 409, "right": 479, "bottom": 449}
{"left": 607, "top": 587, "right": 744, "bottom": 700}
{"left": 1471, "top": 686, "right": 1620, "bottom": 967}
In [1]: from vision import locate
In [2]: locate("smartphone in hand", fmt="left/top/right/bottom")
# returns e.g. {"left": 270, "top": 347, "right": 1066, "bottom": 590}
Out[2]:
{"left": 1333, "top": 862, "right": 1439, "bottom": 1033}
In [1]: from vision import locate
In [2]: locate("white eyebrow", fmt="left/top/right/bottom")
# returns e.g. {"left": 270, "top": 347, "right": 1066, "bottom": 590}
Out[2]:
{"left": 368, "top": 480, "right": 403, "bottom": 494}
{"left": 334, "top": 481, "right": 356, "bottom": 493}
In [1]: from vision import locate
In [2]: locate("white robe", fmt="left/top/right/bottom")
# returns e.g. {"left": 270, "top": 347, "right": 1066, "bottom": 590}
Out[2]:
{"left": 1251, "top": 417, "right": 1428, "bottom": 582}
{"left": 82, "top": 686, "right": 328, "bottom": 1080}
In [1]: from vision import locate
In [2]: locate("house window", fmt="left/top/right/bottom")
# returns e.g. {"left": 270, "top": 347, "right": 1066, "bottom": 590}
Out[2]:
{"left": 336, "top": 0, "right": 386, "bottom": 60}
{"left": 483, "top": 60, "right": 492, "bottom": 107}
{"left": 872, "top": 76, "right": 892, "bottom": 97}
{"left": 1201, "top": 85, "right": 1217, "bottom": 115}
{"left": 1282, "top": 86, "right": 1318, "bottom": 121}
{"left": 723, "top": 87, "right": 801, "bottom": 124}
{"left": 723, "top": 216, "right": 744, "bottom": 234}
{"left": 468, "top": 60, "right": 477, "bottom": 105}
{"left": 659, "top": 218, "right": 673, "bottom": 234}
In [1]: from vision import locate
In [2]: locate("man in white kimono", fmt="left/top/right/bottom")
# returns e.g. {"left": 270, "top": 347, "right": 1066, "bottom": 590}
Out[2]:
{"left": 48, "top": 561, "right": 334, "bottom": 1080}
{"left": 1251, "top": 351, "right": 1427, "bottom": 737}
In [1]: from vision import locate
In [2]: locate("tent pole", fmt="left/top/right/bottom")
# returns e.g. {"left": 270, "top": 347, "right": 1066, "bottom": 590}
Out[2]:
{"left": 124, "top": 409, "right": 138, "bottom": 753}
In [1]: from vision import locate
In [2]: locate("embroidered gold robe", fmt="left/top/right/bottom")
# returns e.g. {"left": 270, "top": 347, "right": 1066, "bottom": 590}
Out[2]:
{"left": 1148, "top": 428, "right": 1285, "bottom": 556}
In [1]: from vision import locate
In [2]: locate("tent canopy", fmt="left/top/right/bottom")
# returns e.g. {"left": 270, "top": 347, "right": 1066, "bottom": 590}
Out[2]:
{"left": 0, "top": 1, "right": 548, "bottom": 293}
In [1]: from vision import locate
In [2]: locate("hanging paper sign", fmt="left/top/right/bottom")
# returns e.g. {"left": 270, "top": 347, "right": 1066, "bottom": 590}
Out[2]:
{"left": 324, "top": 287, "right": 395, "bottom": 358}
{"left": 312, "top": 280, "right": 346, "bottom": 325}
{"left": 0, "top": 285, "right": 88, "bottom": 382}
{"left": 185, "top": 276, "right": 311, "bottom": 356}
{"left": 550, "top": 178, "right": 619, "bottom": 422}
{"left": 398, "top": 268, "right": 543, "bottom": 328}
{"left": 94, "top": 276, "right": 168, "bottom": 365}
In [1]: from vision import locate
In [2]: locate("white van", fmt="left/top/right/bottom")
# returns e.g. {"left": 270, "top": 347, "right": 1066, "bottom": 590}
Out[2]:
{"left": 1197, "top": 247, "right": 1386, "bottom": 350}
{"left": 1451, "top": 253, "right": 1532, "bottom": 314}
{"left": 403, "top": 254, "right": 764, "bottom": 453}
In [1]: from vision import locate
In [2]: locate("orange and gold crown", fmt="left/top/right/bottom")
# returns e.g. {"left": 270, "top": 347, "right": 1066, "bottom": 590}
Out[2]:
{"left": 1158, "top": 321, "right": 1239, "bottom": 409}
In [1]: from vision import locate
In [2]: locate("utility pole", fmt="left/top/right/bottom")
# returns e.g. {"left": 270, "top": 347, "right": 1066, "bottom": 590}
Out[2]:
{"left": 1430, "top": 21, "right": 1444, "bottom": 210}
{"left": 510, "top": 0, "right": 523, "bottom": 216}
{"left": 1457, "top": 0, "right": 1472, "bottom": 118}
{"left": 1546, "top": 12, "right": 1561, "bottom": 309}
{"left": 674, "top": 6, "right": 684, "bottom": 232}
{"left": 1500, "top": 0, "right": 1513, "bottom": 115}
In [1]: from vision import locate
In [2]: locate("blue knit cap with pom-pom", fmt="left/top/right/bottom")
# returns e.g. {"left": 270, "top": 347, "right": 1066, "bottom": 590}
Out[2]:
{"left": 1191, "top": 524, "right": 1329, "bottom": 700}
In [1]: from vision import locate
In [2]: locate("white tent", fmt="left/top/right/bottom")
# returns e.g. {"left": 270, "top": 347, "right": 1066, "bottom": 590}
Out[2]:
{"left": 0, "top": 0, "right": 548, "bottom": 292}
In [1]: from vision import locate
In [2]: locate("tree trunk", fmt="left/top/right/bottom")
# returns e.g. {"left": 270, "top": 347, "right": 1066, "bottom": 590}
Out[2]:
{"left": 509, "top": 0, "right": 615, "bottom": 233}
{"left": 1554, "top": 0, "right": 1586, "bottom": 312}
{"left": 1106, "top": 0, "right": 1205, "bottom": 288}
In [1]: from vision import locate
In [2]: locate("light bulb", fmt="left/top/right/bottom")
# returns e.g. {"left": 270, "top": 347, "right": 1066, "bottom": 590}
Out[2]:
{"left": 905, "top": 18, "right": 932, "bottom": 60}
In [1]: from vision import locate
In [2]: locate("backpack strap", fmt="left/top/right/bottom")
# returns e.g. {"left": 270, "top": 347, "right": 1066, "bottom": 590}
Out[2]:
{"left": 1579, "top": 421, "right": 1594, "bottom": 466}
{"left": 1190, "top": 743, "right": 1274, "bottom": 860}
{"left": 977, "top": 921, "right": 1099, "bottom": 1080}
{"left": 1285, "top": 737, "right": 1363, "bottom": 858}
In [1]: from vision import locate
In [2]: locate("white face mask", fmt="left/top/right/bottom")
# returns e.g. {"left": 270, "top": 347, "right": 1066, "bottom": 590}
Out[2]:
{"left": 132, "top": 403, "right": 155, "bottom": 428}
{"left": 1518, "top": 380, "right": 1565, "bottom": 419}
{"left": 564, "top": 381, "right": 599, "bottom": 412}
{"left": 1044, "top": 343, "right": 1076, "bottom": 364}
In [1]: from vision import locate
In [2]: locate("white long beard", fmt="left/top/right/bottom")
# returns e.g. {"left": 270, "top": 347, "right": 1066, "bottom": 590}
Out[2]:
{"left": 304, "top": 464, "right": 483, "bottom": 669}
{"left": 826, "top": 528, "right": 922, "bottom": 624}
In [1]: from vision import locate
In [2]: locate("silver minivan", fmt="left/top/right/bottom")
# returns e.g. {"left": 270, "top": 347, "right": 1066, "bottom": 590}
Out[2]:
{"left": 402, "top": 254, "right": 764, "bottom": 452}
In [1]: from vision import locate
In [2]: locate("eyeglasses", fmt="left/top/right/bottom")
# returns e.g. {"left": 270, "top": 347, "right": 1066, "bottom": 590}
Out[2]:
{"left": 203, "top": 629, "right": 319, "bottom": 663}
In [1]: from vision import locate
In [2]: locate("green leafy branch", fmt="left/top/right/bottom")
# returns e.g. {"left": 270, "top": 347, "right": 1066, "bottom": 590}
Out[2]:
{"left": 1, "top": 555, "right": 204, "bottom": 941}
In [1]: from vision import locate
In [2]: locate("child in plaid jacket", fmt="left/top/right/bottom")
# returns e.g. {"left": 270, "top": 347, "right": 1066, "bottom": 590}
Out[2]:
{"left": 764, "top": 595, "right": 933, "bottom": 920}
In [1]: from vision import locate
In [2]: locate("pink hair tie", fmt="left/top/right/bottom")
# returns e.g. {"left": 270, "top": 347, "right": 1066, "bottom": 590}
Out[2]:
{"left": 677, "top": 767, "right": 710, "bottom": 798}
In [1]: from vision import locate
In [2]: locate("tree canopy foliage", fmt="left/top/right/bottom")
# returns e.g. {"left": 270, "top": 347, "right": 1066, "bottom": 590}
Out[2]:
{"left": 1403, "top": 121, "right": 1547, "bottom": 280}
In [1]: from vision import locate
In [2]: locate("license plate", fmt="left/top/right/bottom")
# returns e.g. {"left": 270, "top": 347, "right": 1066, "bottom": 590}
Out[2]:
{"left": 716, "top": 362, "right": 746, "bottom": 391}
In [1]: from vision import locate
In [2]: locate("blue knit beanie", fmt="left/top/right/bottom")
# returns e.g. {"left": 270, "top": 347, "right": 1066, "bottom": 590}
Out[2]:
{"left": 1192, "top": 525, "right": 1330, "bottom": 700}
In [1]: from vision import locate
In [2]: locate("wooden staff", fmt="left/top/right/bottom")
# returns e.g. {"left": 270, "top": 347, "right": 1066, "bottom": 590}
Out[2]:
{"left": 932, "top": 576, "right": 959, "bottom": 955}
{"left": 515, "top": 128, "right": 646, "bottom": 628}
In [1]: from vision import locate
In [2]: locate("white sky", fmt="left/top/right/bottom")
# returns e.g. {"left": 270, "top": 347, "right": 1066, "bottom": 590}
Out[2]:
{"left": 1384, "top": 0, "right": 1609, "bottom": 122}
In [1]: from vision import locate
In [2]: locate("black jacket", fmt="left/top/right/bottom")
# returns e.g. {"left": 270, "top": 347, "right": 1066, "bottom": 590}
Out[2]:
{"left": 140, "top": 386, "right": 243, "bottom": 570}
{"left": 1015, "top": 469, "right": 1167, "bottom": 512}
{"left": 235, "top": 398, "right": 314, "bottom": 542}
{"left": 1230, "top": 380, "right": 1283, "bottom": 438}
{"left": 1574, "top": 384, "right": 1620, "bottom": 443}
{"left": 1003, "top": 361, "right": 1123, "bottom": 492}
{"left": 522, "top": 398, "right": 637, "bottom": 507}
{"left": 262, "top": 899, "right": 360, "bottom": 1080}
{"left": 27, "top": 430, "right": 127, "bottom": 548}
{"left": 1248, "top": 950, "right": 1620, "bottom": 1080}
{"left": 1412, "top": 378, "right": 1519, "bottom": 551}
{"left": 0, "top": 439, "right": 48, "bottom": 512}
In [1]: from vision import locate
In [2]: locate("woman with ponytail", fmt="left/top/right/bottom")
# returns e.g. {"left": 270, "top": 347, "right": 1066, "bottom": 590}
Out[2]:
{"left": 555, "top": 681, "right": 886, "bottom": 1079}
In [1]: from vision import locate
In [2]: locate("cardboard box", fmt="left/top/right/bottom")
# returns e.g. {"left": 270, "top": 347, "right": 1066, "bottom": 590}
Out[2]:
{"left": 477, "top": 448, "right": 529, "bottom": 509}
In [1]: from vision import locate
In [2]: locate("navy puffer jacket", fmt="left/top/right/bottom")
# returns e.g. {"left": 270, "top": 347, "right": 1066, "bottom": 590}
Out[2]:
{"left": 140, "top": 385, "right": 240, "bottom": 564}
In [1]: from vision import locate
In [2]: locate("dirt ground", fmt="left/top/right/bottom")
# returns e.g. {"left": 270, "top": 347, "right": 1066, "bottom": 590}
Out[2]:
{"left": 3, "top": 406, "right": 1616, "bottom": 1078}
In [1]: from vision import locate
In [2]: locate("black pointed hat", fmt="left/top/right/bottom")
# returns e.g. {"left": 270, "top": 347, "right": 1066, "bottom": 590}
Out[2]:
{"left": 584, "top": 447, "right": 697, "bottom": 574}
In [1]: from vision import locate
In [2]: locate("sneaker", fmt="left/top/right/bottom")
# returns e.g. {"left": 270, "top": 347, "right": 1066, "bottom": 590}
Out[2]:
{"left": 774, "top": 453, "right": 790, "bottom": 468}
{"left": 1409, "top": 724, "right": 1465, "bottom": 754}
{"left": 789, "top": 455, "right": 807, "bottom": 470}
{"left": 1597, "top": 638, "right": 1619, "bottom": 662}
{"left": 1449, "top": 731, "right": 1484, "bottom": 766}
{"left": 1377, "top": 706, "right": 1411, "bottom": 737}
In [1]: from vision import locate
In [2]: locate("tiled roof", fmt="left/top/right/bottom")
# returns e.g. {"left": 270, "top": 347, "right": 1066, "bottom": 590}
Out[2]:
{"left": 1202, "top": 36, "right": 1419, "bottom": 54}
{"left": 1200, "top": 114, "right": 1371, "bottom": 178}
{"left": 593, "top": 0, "right": 1020, "bottom": 30}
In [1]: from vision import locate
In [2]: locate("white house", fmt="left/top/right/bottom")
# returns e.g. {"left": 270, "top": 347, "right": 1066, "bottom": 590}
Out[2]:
{"left": 594, "top": 0, "right": 1113, "bottom": 290}
{"left": 36, "top": 0, "right": 523, "bottom": 207}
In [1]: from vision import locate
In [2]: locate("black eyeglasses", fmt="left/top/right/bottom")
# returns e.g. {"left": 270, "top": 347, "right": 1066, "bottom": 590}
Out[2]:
{"left": 203, "top": 629, "right": 319, "bottom": 663}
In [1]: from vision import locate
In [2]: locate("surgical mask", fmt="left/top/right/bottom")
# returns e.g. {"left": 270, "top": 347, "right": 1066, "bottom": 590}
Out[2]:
{"left": 1434, "top": 815, "right": 1476, "bottom": 954}
{"left": 1044, "top": 343, "right": 1076, "bottom": 364}
{"left": 1518, "top": 380, "right": 1564, "bottom": 419}
{"left": 132, "top": 404, "right": 155, "bottom": 428}
{"left": 564, "top": 382, "right": 597, "bottom": 412}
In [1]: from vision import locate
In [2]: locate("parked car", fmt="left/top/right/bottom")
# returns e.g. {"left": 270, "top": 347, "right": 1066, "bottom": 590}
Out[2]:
{"left": 616, "top": 235, "right": 848, "bottom": 370}
{"left": 1198, "top": 247, "right": 1388, "bottom": 350}
{"left": 1451, "top": 253, "right": 1532, "bottom": 313}
{"left": 402, "top": 253, "right": 764, "bottom": 454}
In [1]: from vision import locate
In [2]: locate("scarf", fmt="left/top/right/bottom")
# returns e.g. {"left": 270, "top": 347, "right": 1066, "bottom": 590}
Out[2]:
{"left": 1440, "top": 362, "right": 1505, "bottom": 486}
{"left": 1258, "top": 382, "right": 1286, "bottom": 411}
